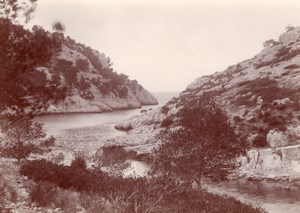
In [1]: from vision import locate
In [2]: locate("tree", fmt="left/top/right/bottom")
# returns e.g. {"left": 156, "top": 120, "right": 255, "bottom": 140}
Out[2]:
{"left": 0, "top": 0, "right": 38, "bottom": 24}
{"left": 0, "top": 114, "right": 47, "bottom": 161}
{"left": 154, "top": 102, "right": 247, "bottom": 188}
{"left": 52, "top": 21, "right": 66, "bottom": 32}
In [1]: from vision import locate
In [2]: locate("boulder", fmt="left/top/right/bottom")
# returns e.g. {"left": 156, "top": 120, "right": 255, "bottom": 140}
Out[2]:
{"left": 267, "top": 130, "right": 288, "bottom": 148}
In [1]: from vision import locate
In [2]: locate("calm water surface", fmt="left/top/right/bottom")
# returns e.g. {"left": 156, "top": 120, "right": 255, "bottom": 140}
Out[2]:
{"left": 35, "top": 91, "right": 179, "bottom": 135}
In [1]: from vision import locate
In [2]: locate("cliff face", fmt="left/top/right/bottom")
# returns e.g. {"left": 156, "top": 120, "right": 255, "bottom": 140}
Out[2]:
{"left": 162, "top": 26, "right": 300, "bottom": 148}
{"left": 0, "top": 19, "right": 157, "bottom": 114}
{"left": 43, "top": 43, "right": 158, "bottom": 113}
{"left": 115, "top": 26, "right": 300, "bottom": 179}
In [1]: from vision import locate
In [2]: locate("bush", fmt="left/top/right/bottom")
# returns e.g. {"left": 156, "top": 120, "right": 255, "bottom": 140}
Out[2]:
{"left": 40, "top": 135, "right": 56, "bottom": 147}
{"left": 30, "top": 181, "right": 79, "bottom": 212}
{"left": 284, "top": 64, "right": 300, "bottom": 69}
{"left": 21, "top": 160, "right": 265, "bottom": 213}
{"left": 252, "top": 135, "right": 268, "bottom": 147}
{"left": 0, "top": 173, "right": 17, "bottom": 210}
{"left": 161, "top": 105, "right": 170, "bottom": 114}
{"left": 75, "top": 58, "right": 89, "bottom": 71}
{"left": 71, "top": 156, "right": 87, "bottom": 171}
{"left": 161, "top": 117, "right": 173, "bottom": 127}
{"left": 20, "top": 160, "right": 106, "bottom": 192}
{"left": 79, "top": 193, "right": 106, "bottom": 213}
{"left": 233, "top": 116, "right": 243, "bottom": 123}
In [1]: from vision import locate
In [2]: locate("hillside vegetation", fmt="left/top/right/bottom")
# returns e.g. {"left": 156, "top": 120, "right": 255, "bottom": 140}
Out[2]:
{"left": 0, "top": 18, "right": 157, "bottom": 115}
{"left": 161, "top": 26, "right": 300, "bottom": 148}
{"left": 114, "top": 26, "right": 300, "bottom": 182}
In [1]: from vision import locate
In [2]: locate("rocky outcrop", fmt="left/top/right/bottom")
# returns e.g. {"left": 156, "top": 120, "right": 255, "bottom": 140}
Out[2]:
{"left": 40, "top": 42, "right": 158, "bottom": 113}
{"left": 239, "top": 144, "right": 300, "bottom": 180}
{"left": 116, "top": 26, "right": 300, "bottom": 180}
{"left": 267, "top": 130, "right": 288, "bottom": 148}
{"left": 161, "top": 26, "right": 300, "bottom": 148}
{"left": 0, "top": 20, "right": 157, "bottom": 114}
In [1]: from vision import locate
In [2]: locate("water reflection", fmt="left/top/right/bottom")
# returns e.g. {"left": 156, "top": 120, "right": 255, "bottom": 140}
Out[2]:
{"left": 203, "top": 178, "right": 300, "bottom": 213}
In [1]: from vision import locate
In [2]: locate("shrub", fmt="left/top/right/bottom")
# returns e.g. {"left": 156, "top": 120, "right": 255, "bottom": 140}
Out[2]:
{"left": 233, "top": 116, "right": 243, "bottom": 123}
{"left": 161, "top": 105, "right": 170, "bottom": 114}
{"left": 76, "top": 77, "right": 91, "bottom": 91}
{"left": 161, "top": 117, "right": 173, "bottom": 127}
{"left": 20, "top": 160, "right": 101, "bottom": 192}
{"left": 71, "top": 156, "right": 87, "bottom": 171}
{"left": 56, "top": 59, "right": 78, "bottom": 86}
{"left": 117, "top": 86, "right": 128, "bottom": 98}
{"left": 97, "top": 146, "right": 137, "bottom": 175}
{"left": 277, "top": 103, "right": 288, "bottom": 111}
{"left": 80, "top": 193, "right": 106, "bottom": 213}
{"left": 0, "top": 115, "right": 47, "bottom": 161}
{"left": 75, "top": 58, "right": 89, "bottom": 71}
{"left": 275, "top": 46, "right": 291, "bottom": 58}
{"left": 284, "top": 64, "right": 300, "bottom": 69}
{"left": 252, "top": 135, "right": 268, "bottom": 147}
{"left": 21, "top": 160, "right": 265, "bottom": 213}
{"left": 40, "top": 135, "right": 56, "bottom": 147}
{"left": 0, "top": 173, "right": 18, "bottom": 210}
{"left": 30, "top": 181, "right": 79, "bottom": 212}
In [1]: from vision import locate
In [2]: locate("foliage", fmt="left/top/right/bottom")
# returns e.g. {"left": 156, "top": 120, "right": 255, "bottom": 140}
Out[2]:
{"left": 30, "top": 181, "right": 79, "bottom": 212}
{"left": 83, "top": 47, "right": 103, "bottom": 72}
{"left": 20, "top": 159, "right": 108, "bottom": 192}
{"left": 95, "top": 145, "right": 137, "bottom": 175}
{"left": 100, "top": 145, "right": 137, "bottom": 165}
{"left": 161, "top": 117, "right": 173, "bottom": 127}
{"left": 0, "top": 173, "right": 17, "bottom": 210}
{"left": 21, "top": 159, "right": 265, "bottom": 213}
{"left": 0, "top": 114, "right": 48, "bottom": 161}
{"left": 254, "top": 46, "right": 300, "bottom": 69}
{"left": 284, "top": 64, "right": 300, "bottom": 69}
{"left": 117, "top": 85, "right": 129, "bottom": 98}
{"left": 252, "top": 135, "right": 268, "bottom": 147}
{"left": 0, "top": 0, "right": 38, "bottom": 24}
{"left": 40, "top": 135, "right": 56, "bottom": 147}
{"left": 71, "top": 156, "right": 87, "bottom": 171}
{"left": 52, "top": 21, "right": 65, "bottom": 32}
{"left": 0, "top": 18, "right": 62, "bottom": 112}
{"left": 56, "top": 59, "right": 78, "bottom": 86}
{"left": 234, "top": 77, "right": 297, "bottom": 107}
{"left": 154, "top": 103, "right": 247, "bottom": 187}
{"left": 160, "top": 105, "right": 170, "bottom": 114}
{"left": 75, "top": 58, "right": 89, "bottom": 71}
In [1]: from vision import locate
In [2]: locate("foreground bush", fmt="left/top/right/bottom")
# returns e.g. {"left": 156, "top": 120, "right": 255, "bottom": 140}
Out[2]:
{"left": 20, "top": 159, "right": 108, "bottom": 193}
{"left": 20, "top": 159, "right": 266, "bottom": 213}
{"left": 30, "top": 181, "right": 80, "bottom": 212}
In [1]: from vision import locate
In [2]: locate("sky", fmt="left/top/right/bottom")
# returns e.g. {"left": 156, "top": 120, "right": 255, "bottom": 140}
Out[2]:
{"left": 26, "top": 0, "right": 300, "bottom": 92}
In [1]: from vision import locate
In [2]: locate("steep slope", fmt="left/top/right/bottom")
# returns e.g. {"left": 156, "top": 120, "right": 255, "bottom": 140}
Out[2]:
{"left": 115, "top": 26, "right": 300, "bottom": 179}
{"left": 43, "top": 39, "right": 158, "bottom": 113}
{"left": 162, "top": 26, "right": 300, "bottom": 148}
{"left": 0, "top": 19, "right": 157, "bottom": 114}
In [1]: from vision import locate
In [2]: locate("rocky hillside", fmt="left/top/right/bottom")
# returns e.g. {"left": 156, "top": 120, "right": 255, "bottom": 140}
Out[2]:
{"left": 117, "top": 26, "right": 300, "bottom": 150}
{"left": 0, "top": 19, "right": 157, "bottom": 114}
{"left": 163, "top": 26, "right": 300, "bottom": 147}
{"left": 114, "top": 26, "right": 300, "bottom": 180}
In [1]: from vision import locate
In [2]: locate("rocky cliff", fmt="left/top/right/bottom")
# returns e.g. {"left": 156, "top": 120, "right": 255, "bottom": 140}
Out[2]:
{"left": 164, "top": 26, "right": 300, "bottom": 146}
{"left": 0, "top": 19, "right": 157, "bottom": 114}
{"left": 43, "top": 43, "right": 158, "bottom": 113}
{"left": 116, "top": 26, "right": 300, "bottom": 179}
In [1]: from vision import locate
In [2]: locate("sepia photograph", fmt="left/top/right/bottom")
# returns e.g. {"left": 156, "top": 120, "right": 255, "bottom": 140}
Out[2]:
{"left": 0, "top": 0, "right": 300, "bottom": 212}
